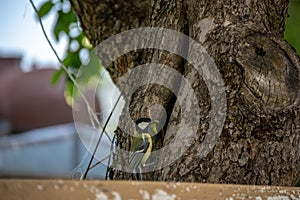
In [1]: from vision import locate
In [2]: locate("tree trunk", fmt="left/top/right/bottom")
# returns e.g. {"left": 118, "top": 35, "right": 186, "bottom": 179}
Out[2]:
{"left": 71, "top": 0, "right": 300, "bottom": 186}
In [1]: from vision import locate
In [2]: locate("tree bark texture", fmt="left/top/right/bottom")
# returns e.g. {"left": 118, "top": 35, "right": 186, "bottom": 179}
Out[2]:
{"left": 71, "top": 0, "right": 300, "bottom": 186}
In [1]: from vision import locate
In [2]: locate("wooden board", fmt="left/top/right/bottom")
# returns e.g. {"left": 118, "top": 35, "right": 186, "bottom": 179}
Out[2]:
{"left": 0, "top": 179, "right": 299, "bottom": 200}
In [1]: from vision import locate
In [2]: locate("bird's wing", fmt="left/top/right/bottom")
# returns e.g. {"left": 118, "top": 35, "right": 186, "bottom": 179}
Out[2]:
{"left": 132, "top": 142, "right": 148, "bottom": 153}
{"left": 129, "top": 151, "right": 144, "bottom": 171}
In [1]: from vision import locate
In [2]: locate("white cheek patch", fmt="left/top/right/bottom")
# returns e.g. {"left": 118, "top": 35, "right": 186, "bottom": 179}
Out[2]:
{"left": 138, "top": 122, "right": 150, "bottom": 130}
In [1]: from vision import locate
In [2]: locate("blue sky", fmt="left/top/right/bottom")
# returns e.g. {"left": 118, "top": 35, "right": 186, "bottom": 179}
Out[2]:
{"left": 0, "top": 0, "right": 66, "bottom": 71}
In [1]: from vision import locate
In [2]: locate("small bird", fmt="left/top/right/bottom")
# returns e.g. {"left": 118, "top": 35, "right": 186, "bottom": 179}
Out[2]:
{"left": 129, "top": 117, "right": 158, "bottom": 180}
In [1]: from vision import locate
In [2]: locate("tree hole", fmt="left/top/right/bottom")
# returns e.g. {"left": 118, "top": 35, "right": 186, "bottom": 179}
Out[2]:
{"left": 255, "top": 47, "right": 266, "bottom": 57}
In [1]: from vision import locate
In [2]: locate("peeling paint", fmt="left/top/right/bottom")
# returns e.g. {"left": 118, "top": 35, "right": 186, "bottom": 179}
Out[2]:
{"left": 83, "top": 183, "right": 89, "bottom": 189}
{"left": 290, "top": 194, "right": 300, "bottom": 200}
{"left": 112, "top": 191, "right": 121, "bottom": 200}
{"left": 63, "top": 185, "right": 69, "bottom": 191}
{"left": 225, "top": 197, "right": 233, "bottom": 200}
{"left": 36, "top": 184, "right": 44, "bottom": 191}
{"left": 152, "top": 189, "right": 176, "bottom": 200}
{"left": 185, "top": 186, "right": 190, "bottom": 192}
{"left": 279, "top": 189, "right": 288, "bottom": 194}
{"left": 54, "top": 184, "right": 59, "bottom": 190}
{"left": 74, "top": 181, "right": 80, "bottom": 187}
{"left": 267, "top": 196, "right": 290, "bottom": 200}
{"left": 172, "top": 183, "right": 180, "bottom": 189}
{"left": 139, "top": 189, "right": 150, "bottom": 200}
{"left": 69, "top": 186, "right": 75, "bottom": 192}
{"left": 89, "top": 185, "right": 101, "bottom": 194}
{"left": 1, "top": 180, "right": 300, "bottom": 200}
{"left": 95, "top": 192, "right": 108, "bottom": 200}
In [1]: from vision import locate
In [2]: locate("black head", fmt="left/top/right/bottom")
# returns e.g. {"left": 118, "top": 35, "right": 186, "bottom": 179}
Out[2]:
{"left": 135, "top": 117, "right": 152, "bottom": 133}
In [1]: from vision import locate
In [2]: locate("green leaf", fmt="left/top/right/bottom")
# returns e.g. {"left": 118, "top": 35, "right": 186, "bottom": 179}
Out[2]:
{"left": 63, "top": 50, "right": 81, "bottom": 69}
{"left": 81, "top": 51, "right": 101, "bottom": 79}
{"left": 285, "top": 0, "right": 300, "bottom": 54}
{"left": 38, "top": 1, "right": 54, "bottom": 18}
{"left": 74, "top": 33, "right": 84, "bottom": 44}
{"left": 53, "top": 10, "right": 78, "bottom": 41}
{"left": 51, "top": 68, "right": 64, "bottom": 85}
{"left": 53, "top": 11, "right": 69, "bottom": 41}
{"left": 64, "top": 79, "right": 75, "bottom": 106}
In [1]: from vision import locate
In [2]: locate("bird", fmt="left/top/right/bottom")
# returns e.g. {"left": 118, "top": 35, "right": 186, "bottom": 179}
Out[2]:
{"left": 129, "top": 117, "right": 158, "bottom": 180}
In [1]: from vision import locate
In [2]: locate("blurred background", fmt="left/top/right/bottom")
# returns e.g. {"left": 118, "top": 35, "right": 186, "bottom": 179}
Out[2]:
{"left": 0, "top": 0, "right": 299, "bottom": 179}
{"left": 0, "top": 0, "right": 123, "bottom": 179}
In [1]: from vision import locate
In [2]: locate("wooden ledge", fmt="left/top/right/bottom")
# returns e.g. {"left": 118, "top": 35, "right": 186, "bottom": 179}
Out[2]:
{"left": 0, "top": 179, "right": 299, "bottom": 200}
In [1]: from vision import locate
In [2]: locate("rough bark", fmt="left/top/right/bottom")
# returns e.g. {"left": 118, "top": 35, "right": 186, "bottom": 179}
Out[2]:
{"left": 71, "top": 0, "right": 300, "bottom": 186}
